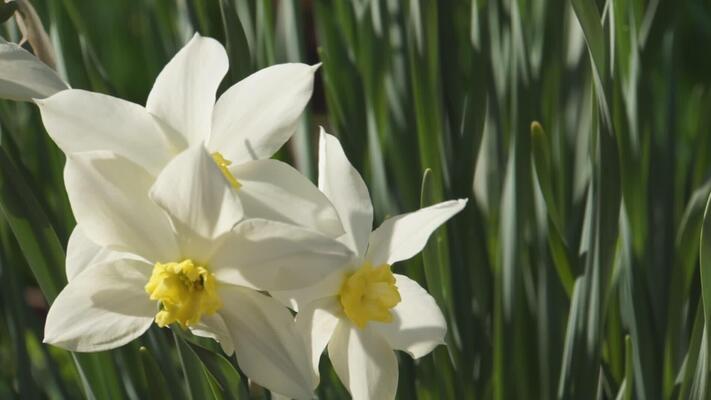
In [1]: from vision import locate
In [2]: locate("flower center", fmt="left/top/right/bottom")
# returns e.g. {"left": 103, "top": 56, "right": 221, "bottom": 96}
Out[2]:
{"left": 211, "top": 152, "right": 241, "bottom": 189}
{"left": 144, "top": 259, "right": 222, "bottom": 328}
{"left": 338, "top": 262, "right": 401, "bottom": 328}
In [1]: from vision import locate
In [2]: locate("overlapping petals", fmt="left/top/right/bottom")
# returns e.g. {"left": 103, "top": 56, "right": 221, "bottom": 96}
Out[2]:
{"left": 285, "top": 130, "right": 466, "bottom": 400}
{"left": 34, "top": 32, "right": 469, "bottom": 400}
{"left": 36, "top": 33, "right": 341, "bottom": 237}
{"left": 63, "top": 151, "right": 179, "bottom": 262}
{"left": 149, "top": 144, "right": 243, "bottom": 257}
{"left": 37, "top": 90, "right": 175, "bottom": 176}
{"left": 47, "top": 143, "right": 353, "bottom": 399}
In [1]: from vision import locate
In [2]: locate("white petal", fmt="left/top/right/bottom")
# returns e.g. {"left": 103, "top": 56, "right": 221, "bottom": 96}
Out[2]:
{"left": 328, "top": 322, "right": 398, "bottom": 400}
{"left": 64, "top": 151, "right": 179, "bottom": 262}
{"left": 272, "top": 267, "right": 353, "bottom": 312}
{"left": 149, "top": 145, "right": 243, "bottom": 259}
{"left": 218, "top": 285, "right": 315, "bottom": 400}
{"left": 66, "top": 225, "right": 137, "bottom": 281}
{"left": 209, "top": 63, "right": 318, "bottom": 162}
{"left": 0, "top": 40, "right": 68, "bottom": 101}
{"left": 190, "top": 313, "right": 235, "bottom": 355}
{"left": 318, "top": 129, "right": 373, "bottom": 255}
{"left": 295, "top": 297, "right": 341, "bottom": 377}
{"left": 146, "top": 34, "right": 227, "bottom": 146}
{"left": 231, "top": 159, "right": 343, "bottom": 237}
{"left": 36, "top": 89, "right": 174, "bottom": 176}
{"left": 365, "top": 199, "right": 468, "bottom": 266}
{"left": 372, "top": 274, "right": 446, "bottom": 358}
{"left": 210, "top": 219, "right": 353, "bottom": 291}
{"left": 43, "top": 257, "right": 155, "bottom": 352}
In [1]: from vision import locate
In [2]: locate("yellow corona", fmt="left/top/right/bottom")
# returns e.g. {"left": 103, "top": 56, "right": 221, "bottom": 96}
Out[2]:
{"left": 339, "top": 262, "right": 401, "bottom": 328}
{"left": 144, "top": 259, "right": 222, "bottom": 328}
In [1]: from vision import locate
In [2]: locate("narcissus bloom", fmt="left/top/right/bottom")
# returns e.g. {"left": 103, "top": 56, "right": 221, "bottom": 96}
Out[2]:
{"left": 36, "top": 33, "right": 343, "bottom": 244}
{"left": 45, "top": 145, "right": 353, "bottom": 399}
{"left": 276, "top": 130, "right": 467, "bottom": 400}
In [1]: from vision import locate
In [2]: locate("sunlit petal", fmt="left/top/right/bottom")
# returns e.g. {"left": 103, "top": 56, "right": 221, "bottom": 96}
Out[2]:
{"left": 318, "top": 129, "right": 373, "bottom": 255}
{"left": 219, "top": 285, "right": 315, "bottom": 399}
{"left": 209, "top": 63, "right": 318, "bottom": 163}
{"left": 147, "top": 33, "right": 228, "bottom": 146}
{"left": 44, "top": 258, "right": 154, "bottom": 352}
{"left": 365, "top": 199, "right": 467, "bottom": 266}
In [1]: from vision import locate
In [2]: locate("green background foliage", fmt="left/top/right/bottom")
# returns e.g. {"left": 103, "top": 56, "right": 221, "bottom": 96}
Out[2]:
{"left": 1, "top": 0, "right": 711, "bottom": 399}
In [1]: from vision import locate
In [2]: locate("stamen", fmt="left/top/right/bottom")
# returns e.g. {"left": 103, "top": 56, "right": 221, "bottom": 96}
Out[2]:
{"left": 211, "top": 152, "right": 241, "bottom": 189}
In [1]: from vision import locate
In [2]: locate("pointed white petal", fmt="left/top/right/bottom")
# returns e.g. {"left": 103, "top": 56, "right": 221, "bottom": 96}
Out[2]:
{"left": 66, "top": 225, "right": 138, "bottom": 281}
{"left": 147, "top": 34, "right": 227, "bottom": 146}
{"left": 36, "top": 89, "right": 174, "bottom": 176}
{"left": 231, "top": 159, "right": 343, "bottom": 237}
{"left": 0, "top": 40, "right": 68, "bottom": 101}
{"left": 64, "top": 151, "right": 179, "bottom": 262}
{"left": 218, "top": 285, "right": 315, "bottom": 400}
{"left": 328, "top": 322, "right": 398, "bottom": 400}
{"left": 209, "top": 63, "right": 317, "bottom": 162}
{"left": 150, "top": 145, "right": 243, "bottom": 259}
{"left": 372, "top": 274, "right": 446, "bottom": 359}
{"left": 365, "top": 199, "right": 468, "bottom": 266}
{"left": 210, "top": 219, "right": 353, "bottom": 291}
{"left": 295, "top": 297, "right": 341, "bottom": 377}
{"left": 191, "top": 313, "right": 235, "bottom": 355}
{"left": 43, "top": 258, "right": 155, "bottom": 352}
{"left": 318, "top": 130, "right": 373, "bottom": 255}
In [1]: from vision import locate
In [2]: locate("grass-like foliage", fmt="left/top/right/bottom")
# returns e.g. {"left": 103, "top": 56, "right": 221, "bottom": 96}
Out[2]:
{"left": 0, "top": 0, "right": 710, "bottom": 399}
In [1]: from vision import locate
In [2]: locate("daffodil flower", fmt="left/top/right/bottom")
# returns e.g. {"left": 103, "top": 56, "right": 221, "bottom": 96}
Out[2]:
{"left": 44, "top": 144, "right": 354, "bottom": 399}
{"left": 275, "top": 129, "right": 467, "bottom": 400}
{"left": 36, "top": 33, "right": 343, "bottom": 246}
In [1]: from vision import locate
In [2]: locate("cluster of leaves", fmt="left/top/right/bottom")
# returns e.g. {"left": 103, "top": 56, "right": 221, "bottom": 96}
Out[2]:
{"left": 1, "top": 0, "right": 711, "bottom": 399}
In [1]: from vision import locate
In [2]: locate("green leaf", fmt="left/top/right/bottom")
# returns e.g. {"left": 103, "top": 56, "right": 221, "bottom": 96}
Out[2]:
{"left": 218, "top": 0, "right": 252, "bottom": 84}
{"left": 174, "top": 331, "right": 215, "bottom": 400}
{"left": 139, "top": 346, "right": 173, "bottom": 400}
{"left": 0, "top": 146, "right": 64, "bottom": 302}
{"left": 531, "top": 121, "right": 575, "bottom": 296}
{"left": 620, "top": 335, "right": 634, "bottom": 400}
{"left": 531, "top": 121, "right": 561, "bottom": 229}
{"left": 678, "top": 303, "right": 705, "bottom": 400}
{"left": 188, "top": 342, "right": 245, "bottom": 399}
{"left": 0, "top": 235, "right": 39, "bottom": 399}
{"left": 695, "top": 192, "right": 711, "bottom": 398}
{"left": 569, "top": 0, "right": 606, "bottom": 78}
{"left": 557, "top": 277, "right": 587, "bottom": 399}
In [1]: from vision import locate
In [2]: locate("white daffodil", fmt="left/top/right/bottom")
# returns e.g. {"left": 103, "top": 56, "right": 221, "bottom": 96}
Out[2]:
{"left": 0, "top": 37, "right": 68, "bottom": 101}
{"left": 44, "top": 144, "right": 354, "bottom": 399}
{"left": 36, "top": 33, "right": 343, "bottom": 245}
{"left": 275, "top": 129, "right": 467, "bottom": 400}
